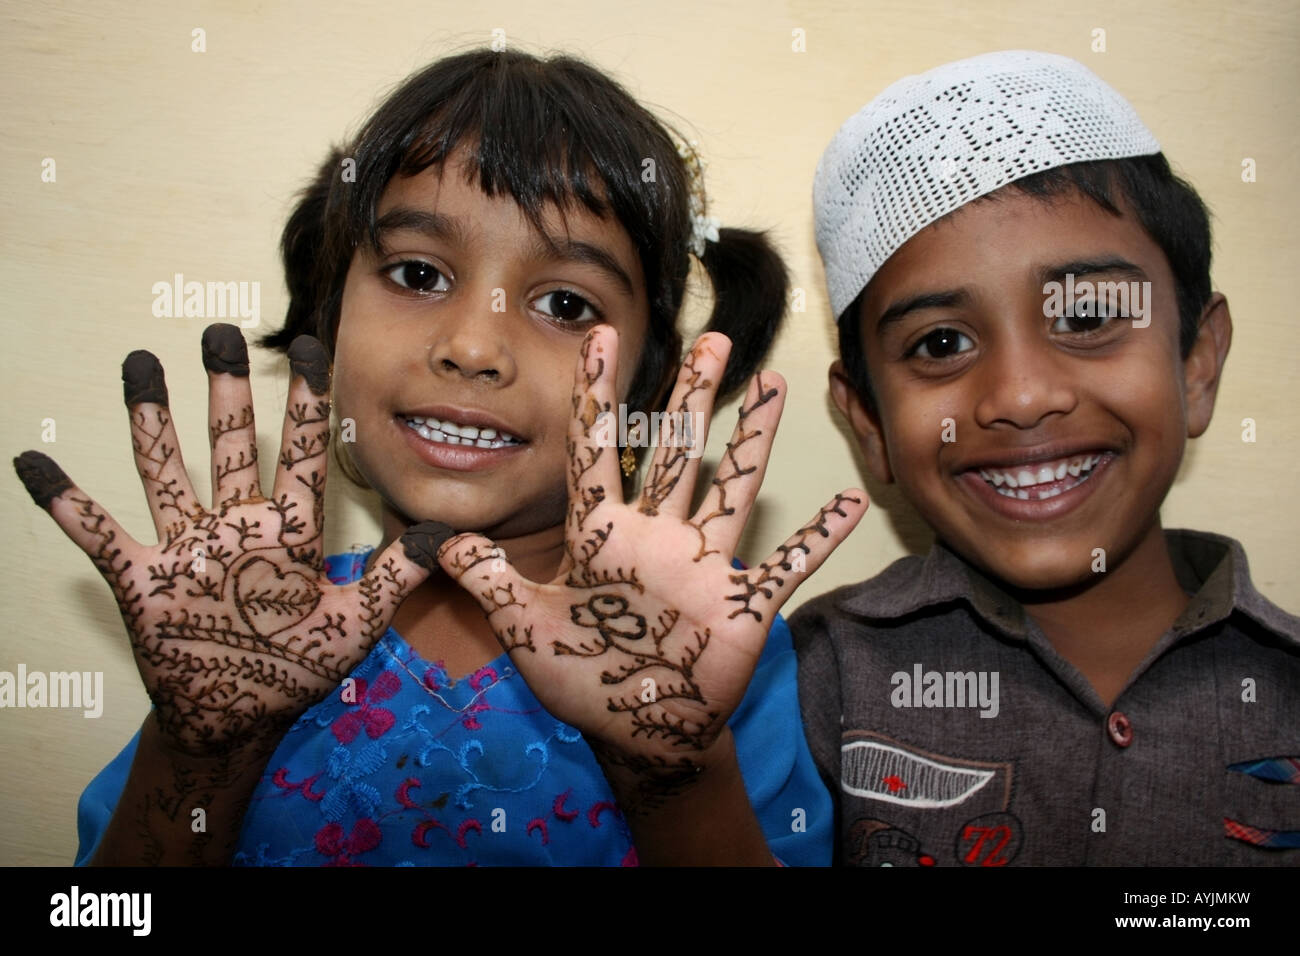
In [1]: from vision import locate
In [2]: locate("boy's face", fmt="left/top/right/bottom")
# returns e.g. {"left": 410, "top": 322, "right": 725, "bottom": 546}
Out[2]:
{"left": 830, "top": 188, "right": 1231, "bottom": 590}
{"left": 332, "top": 151, "right": 650, "bottom": 543}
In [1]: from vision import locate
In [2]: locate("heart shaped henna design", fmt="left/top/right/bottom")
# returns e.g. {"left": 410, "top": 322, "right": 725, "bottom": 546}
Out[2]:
{"left": 233, "top": 555, "right": 322, "bottom": 642}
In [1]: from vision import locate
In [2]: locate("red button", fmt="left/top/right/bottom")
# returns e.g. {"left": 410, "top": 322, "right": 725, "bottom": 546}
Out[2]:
{"left": 1107, "top": 711, "right": 1133, "bottom": 747}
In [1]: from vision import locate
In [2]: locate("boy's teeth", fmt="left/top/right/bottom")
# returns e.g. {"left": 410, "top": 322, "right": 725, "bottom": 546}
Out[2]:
{"left": 979, "top": 452, "right": 1107, "bottom": 496}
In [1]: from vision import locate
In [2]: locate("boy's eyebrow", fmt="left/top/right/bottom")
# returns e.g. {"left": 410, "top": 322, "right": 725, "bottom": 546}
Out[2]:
{"left": 372, "top": 208, "right": 468, "bottom": 253}
{"left": 1037, "top": 257, "right": 1149, "bottom": 285}
{"left": 873, "top": 257, "right": 1151, "bottom": 337}
{"left": 875, "top": 290, "right": 970, "bottom": 338}
{"left": 526, "top": 233, "right": 635, "bottom": 297}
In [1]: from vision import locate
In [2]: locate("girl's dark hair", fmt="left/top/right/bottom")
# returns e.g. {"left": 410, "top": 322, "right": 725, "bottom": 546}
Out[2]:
{"left": 262, "top": 49, "right": 788, "bottom": 449}
{"left": 839, "top": 153, "right": 1212, "bottom": 410}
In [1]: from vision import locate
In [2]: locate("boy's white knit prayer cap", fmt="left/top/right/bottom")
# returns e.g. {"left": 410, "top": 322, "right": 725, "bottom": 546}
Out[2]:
{"left": 814, "top": 50, "right": 1161, "bottom": 320}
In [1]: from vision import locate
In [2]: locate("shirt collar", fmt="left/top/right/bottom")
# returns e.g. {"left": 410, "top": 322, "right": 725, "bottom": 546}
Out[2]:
{"left": 834, "top": 528, "right": 1299, "bottom": 649}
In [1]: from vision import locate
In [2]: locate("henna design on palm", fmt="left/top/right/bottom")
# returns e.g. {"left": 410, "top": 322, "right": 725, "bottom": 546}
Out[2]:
{"left": 439, "top": 329, "right": 867, "bottom": 811}
{"left": 14, "top": 326, "right": 442, "bottom": 758}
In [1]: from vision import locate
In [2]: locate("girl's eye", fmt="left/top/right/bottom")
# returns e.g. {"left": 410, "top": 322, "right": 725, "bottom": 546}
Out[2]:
{"left": 1051, "top": 300, "right": 1116, "bottom": 334}
{"left": 383, "top": 260, "right": 449, "bottom": 293}
{"left": 532, "top": 289, "right": 600, "bottom": 323}
{"left": 908, "top": 327, "right": 973, "bottom": 360}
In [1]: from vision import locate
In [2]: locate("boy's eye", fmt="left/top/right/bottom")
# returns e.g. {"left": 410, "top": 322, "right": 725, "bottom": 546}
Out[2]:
{"left": 908, "top": 327, "right": 973, "bottom": 360}
{"left": 1051, "top": 300, "right": 1115, "bottom": 334}
{"left": 383, "top": 260, "right": 450, "bottom": 293}
{"left": 532, "top": 289, "right": 599, "bottom": 323}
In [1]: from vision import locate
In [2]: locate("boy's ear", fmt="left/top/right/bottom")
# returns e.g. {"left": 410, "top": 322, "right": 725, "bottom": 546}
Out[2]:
{"left": 829, "top": 360, "right": 894, "bottom": 484}
{"left": 1184, "top": 292, "right": 1233, "bottom": 439}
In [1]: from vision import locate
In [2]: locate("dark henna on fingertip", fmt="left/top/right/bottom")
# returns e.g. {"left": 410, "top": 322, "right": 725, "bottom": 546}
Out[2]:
{"left": 13, "top": 451, "right": 74, "bottom": 510}
{"left": 123, "top": 350, "right": 169, "bottom": 406}
{"left": 202, "top": 324, "right": 250, "bottom": 376}
{"left": 287, "top": 336, "right": 330, "bottom": 395}
{"left": 400, "top": 520, "right": 456, "bottom": 571}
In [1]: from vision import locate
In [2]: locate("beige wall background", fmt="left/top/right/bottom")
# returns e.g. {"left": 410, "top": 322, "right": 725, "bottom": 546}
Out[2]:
{"left": 2, "top": 0, "right": 1296, "bottom": 865}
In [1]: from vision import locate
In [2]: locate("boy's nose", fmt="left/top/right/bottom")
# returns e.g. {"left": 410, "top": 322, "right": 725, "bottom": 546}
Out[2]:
{"left": 971, "top": 333, "right": 1078, "bottom": 430}
{"left": 426, "top": 302, "right": 517, "bottom": 385}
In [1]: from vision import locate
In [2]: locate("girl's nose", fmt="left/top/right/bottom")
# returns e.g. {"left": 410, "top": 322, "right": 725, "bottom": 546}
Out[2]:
{"left": 426, "top": 304, "right": 517, "bottom": 385}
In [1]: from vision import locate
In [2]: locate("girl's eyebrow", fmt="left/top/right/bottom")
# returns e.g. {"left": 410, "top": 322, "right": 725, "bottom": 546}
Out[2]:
{"left": 525, "top": 233, "right": 635, "bottom": 297}
{"left": 371, "top": 208, "right": 467, "bottom": 255}
{"left": 371, "top": 206, "right": 634, "bottom": 297}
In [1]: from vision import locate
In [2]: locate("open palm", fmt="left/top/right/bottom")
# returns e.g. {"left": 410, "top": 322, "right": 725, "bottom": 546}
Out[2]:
{"left": 438, "top": 328, "right": 866, "bottom": 785}
{"left": 15, "top": 325, "right": 440, "bottom": 757}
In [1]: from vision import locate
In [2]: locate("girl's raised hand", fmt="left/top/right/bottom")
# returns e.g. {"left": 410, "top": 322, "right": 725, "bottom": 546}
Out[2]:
{"left": 14, "top": 324, "right": 444, "bottom": 758}
{"left": 437, "top": 326, "right": 866, "bottom": 805}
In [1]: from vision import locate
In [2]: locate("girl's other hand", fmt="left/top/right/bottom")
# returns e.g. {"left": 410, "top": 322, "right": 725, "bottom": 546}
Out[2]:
{"left": 14, "top": 323, "right": 448, "bottom": 758}
{"left": 437, "top": 326, "right": 867, "bottom": 807}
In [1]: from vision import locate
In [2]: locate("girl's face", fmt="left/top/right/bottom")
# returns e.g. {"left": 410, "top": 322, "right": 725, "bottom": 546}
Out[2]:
{"left": 332, "top": 151, "right": 651, "bottom": 542}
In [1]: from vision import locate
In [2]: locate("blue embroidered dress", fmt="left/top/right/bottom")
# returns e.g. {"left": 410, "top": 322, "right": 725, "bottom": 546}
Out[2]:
{"left": 75, "top": 548, "right": 832, "bottom": 865}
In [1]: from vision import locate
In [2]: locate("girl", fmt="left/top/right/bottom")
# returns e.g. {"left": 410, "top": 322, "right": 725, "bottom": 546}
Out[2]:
{"left": 16, "top": 49, "right": 866, "bottom": 865}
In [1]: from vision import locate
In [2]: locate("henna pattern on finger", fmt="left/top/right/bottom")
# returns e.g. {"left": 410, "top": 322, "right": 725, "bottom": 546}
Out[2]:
{"left": 442, "top": 538, "right": 537, "bottom": 651}
{"left": 211, "top": 405, "right": 258, "bottom": 483}
{"left": 123, "top": 350, "right": 169, "bottom": 407}
{"left": 132, "top": 405, "right": 197, "bottom": 521}
{"left": 201, "top": 323, "right": 250, "bottom": 376}
{"left": 13, "top": 450, "right": 74, "bottom": 510}
{"left": 399, "top": 520, "right": 455, "bottom": 571}
{"left": 287, "top": 336, "right": 330, "bottom": 395}
{"left": 723, "top": 491, "right": 862, "bottom": 622}
{"left": 686, "top": 373, "right": 780, "bottom": 561}
{"left": 638, "top": 348, "right": 711, "bottom": 516}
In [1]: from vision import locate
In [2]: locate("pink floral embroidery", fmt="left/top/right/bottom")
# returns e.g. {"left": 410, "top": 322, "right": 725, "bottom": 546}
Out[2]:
{"left": 270, "top": 768, "right": 325, "bottom": 802}
{"left": 315, "top": 819, "right": 381, "bottom": 865}
{"left": 331, "top": 671, "right": 401, "bottom": 744}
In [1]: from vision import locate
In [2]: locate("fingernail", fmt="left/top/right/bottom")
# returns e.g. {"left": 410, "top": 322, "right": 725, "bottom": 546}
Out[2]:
{"left": 400, "top": 520, "right": 456, "bottom": 570}
{"left": 202, "top": 324, "right": 250, "bottom": 376}
{"left": 288, "top": 335, "right": 330, "bottom": 395}
{"left": 13, "top": 451, "right": 73, "bottom": 510}
{"left": 122, "top": 351, "right": 168, "bottom": 406}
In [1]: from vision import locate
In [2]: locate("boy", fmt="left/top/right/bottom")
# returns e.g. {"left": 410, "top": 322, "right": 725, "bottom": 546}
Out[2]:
{"left": 793, "top": 50, "right": 1299, "bottom": 866}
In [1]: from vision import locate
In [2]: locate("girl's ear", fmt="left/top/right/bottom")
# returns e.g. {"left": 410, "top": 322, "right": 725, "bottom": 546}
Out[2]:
{"left": 829, "top": 360, "right": 894, "bottom": 484}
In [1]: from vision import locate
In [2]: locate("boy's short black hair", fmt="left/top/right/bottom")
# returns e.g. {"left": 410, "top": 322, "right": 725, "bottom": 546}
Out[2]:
{"left": 838, "top": 153, "right": 1212, "bottom": 410}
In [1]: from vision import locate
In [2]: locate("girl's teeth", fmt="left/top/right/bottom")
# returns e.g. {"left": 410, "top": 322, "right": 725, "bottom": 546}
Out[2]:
{"left": 1054, "top": 462, "right": 1068, "bottom": 480}
{"left": 1017, "top": 469, "right": 1036, "bottom": 486}
{"left": 404, "top": 416, "right": 518, "bottom": 448}
{"left": 1068, "top": 460, "right": 1082, "bottom": 477}
{"left": 1035, "top": 465, "right": 1055, "bottom": 484}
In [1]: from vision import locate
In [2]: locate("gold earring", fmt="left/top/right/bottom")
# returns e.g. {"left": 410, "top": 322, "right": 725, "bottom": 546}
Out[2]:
{"left": 620, "top": 444, "right": 636, "bottom": 476}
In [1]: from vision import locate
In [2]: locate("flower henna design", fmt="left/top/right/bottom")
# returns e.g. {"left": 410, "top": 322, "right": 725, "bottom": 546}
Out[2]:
{"left": 560, "top": 594, "right": 719, "bottom": 751}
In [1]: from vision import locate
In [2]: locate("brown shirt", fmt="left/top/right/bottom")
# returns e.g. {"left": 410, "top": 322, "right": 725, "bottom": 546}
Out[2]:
{"left": 790, "top": 530, "right": 1300, "bottom": 866}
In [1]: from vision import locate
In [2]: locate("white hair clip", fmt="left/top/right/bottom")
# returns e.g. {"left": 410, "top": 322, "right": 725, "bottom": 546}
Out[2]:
{"left": 677, "top": 138, "right": 721, "bottom": 257}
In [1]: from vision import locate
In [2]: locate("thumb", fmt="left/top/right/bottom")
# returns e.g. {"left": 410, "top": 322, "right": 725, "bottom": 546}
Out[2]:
{"left": 348, "top": 520, "right": 453, "bottom": 648}
{"left": 437, "top": 531, "right": 537, "bottom": 654}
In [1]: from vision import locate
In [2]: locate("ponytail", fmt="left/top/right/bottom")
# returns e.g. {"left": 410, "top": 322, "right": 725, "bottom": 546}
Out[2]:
{"left": 258, "top": 147, "right": 349, "bottom": 357}
{"left": 697, "top": 227, "right": 790, "bottom": 402}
